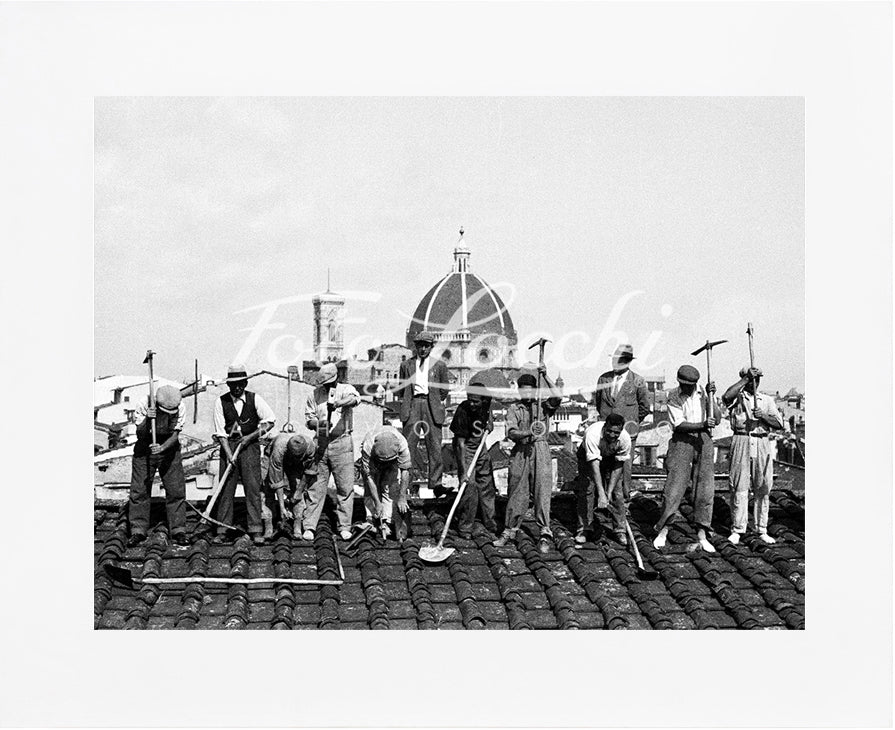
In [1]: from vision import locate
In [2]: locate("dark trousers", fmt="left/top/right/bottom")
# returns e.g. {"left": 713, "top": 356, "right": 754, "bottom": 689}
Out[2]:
{"left": 213, "top": 441, "right": 263, "bottom": 535}
{"left": 576, "top": 458, "right": 627, "bottom": 535}
{"left": 656, "top": 432, "right": 715, "bottom": 532}
{"left": 457, "top": 449, "right": 497, "bottom": 534}
{"left": 404, "top": 397, "right": 443, "bottom": 490}
{"left": 128, "top": 445, "right": 186, "bottom": 536}
{"left": 504, "top": 441, "right": 553, "bottom": 537}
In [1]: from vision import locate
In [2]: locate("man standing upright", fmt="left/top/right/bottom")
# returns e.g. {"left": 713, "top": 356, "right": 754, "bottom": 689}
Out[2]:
{"left": 398, "top": 331, "right": 450, "bottom": 496}
{"left": 128, "top": 385, "right": 189, "bottom": 547}
{"left": 304, "top": 362, "right": 361, "bottom": 541}
{"left": 722, "top": 366, "right": 784, "bottom": 545}
{"left": 653, "top": 365, "right": 720, "bottom": 552}
{"left": 593, "top": 344, "right": 651, "bottom": 497}
{"left": 212, "top": 364, "right": 276, "bottom": 545}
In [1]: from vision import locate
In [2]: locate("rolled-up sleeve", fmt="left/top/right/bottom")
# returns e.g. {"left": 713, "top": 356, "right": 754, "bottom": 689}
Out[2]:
{"left": 667, "top": 396, "right": 685, "bottom": 428}
{"left": 213, "top": 397, "right": 227, "bottom": 438}
{"left": 396, "top": 434, "right": 412, "bottom": 471}
{"left": 267, "top": 435, "right": 288, "bottom": 490}
{"left": 583, "top": 424, "right": 602, "bottom": 462}
{"left": 174, "top": 402, "right": 186, "bottom": 431}
{"left": 254, "top": 394, "right": 276, "bottom": 424}
{"left": 615, "top": 431, "right": 632, "bottom": 461}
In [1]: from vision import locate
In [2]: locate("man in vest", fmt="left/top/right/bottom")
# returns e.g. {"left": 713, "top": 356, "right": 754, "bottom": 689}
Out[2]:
{"left": 128, "top": 384, "right": 189, "bottom": 547}
{"left": 653, "top": 364, "right": 720, "bottom": 553}
{"left": 304, "top": 362, "right": 361, "bottom": 541}
{"left": 212, "top": 364, "right": 276, "bottom": 545}
{"left": 721, "top": 366, "right": 785, "bottom": 544}
{"left": 263, "top": 429, "right": 317, "bottom": 539}
{"left": 397, "top": 331, "right": 451, "bottom": 496}
{"left": 592, "top": 344, "right": 652, "bottom": 499}
{"left": 360, "top": 424, "right": 413, "bottom": 541}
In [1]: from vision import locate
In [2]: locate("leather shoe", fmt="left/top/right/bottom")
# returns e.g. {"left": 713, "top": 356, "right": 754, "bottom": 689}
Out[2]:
{"left": 171, "top": 532, "right": 190, "bottom": 547}
{"left": 127, "top": 533, "right": 147, "bottom": 548}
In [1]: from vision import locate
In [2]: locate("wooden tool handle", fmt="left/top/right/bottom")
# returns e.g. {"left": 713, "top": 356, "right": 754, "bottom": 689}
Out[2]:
{"left": 435, "top": 435, "right": 488, "bottom": 549}
{"left": 147, "top": 355, "right": 157, "bottom": 445}
{"left": 202, "top": 441, "right": 245, "bottom": 519}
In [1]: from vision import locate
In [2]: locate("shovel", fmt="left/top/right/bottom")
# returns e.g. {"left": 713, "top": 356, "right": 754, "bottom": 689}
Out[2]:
{"left": 419, "top": 434, "right": 488, "bottom": 563}
{"left": 624, "top": 517, "right": 659, "bottom": 580}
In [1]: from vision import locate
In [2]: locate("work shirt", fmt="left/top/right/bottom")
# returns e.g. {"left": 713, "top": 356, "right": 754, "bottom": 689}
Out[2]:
{"left": 361, "top": 425, "right": 413, "bottom": 474}
{"left": 306, "top": 382, "right": 360, "bottom": 440}
{"left": 412, "top": 357, "right": 430, "bottom": 396}
{"left": 135, "top": 398, "right": 186, "bottom": 432}
{"left": 213, "top": 391, "right": 275, "bottom": 438}
{"left": 506, "top": 398, "right": 559, "bottom": 445}
{"left": 450, "top": 399, "right": 494, "bottom": 453}
{"left": 667, "top": 386, "right": 714, "bottom": 428}
{"left": 728, "top": 390, "right": 784, "bottom": 437}
{"left": 266, "top": 430, "right": 317, "bottom": 490}
{"left": 581, "top": 420, "right": 632, "bottom": 462}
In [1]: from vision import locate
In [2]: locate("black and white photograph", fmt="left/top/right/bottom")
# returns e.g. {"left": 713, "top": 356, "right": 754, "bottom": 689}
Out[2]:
{"left": 93, "top": 96, "right": 807, "bottom": 632}
{"left": 1, "top": 2, "right": 891, "bottom": 727}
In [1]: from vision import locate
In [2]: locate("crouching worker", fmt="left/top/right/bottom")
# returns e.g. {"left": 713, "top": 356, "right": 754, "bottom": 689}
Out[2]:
{"left": 450, "top": 373, "right": 498, "bottom": 539}
{"left": 128, "top": 385, "right": 188, "bottom": 547}
{"left": 360, "top": 425, "right": 413, "bottom": 542}
{"left": 575, "top": 413, "right": 632, "bottom": 545}
{"left": 653, "top": 365, "right": 720, "bottom": 553}
{"left": 263, "top": 429, "right": 317, "bottom": 540}
{"left": 722, "top": 366, "right": 784, "bottom": 545}
{"left": 493, "top": 367, "right": 562, "bottom": 554}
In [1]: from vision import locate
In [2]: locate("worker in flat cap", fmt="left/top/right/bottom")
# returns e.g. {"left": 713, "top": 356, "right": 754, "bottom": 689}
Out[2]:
{"left": 128, "top": 384, "right": 189, "bottom": 546}
{"left": 211, "top": 364, "right": 276, "bottom": 545}
{"left": 653, "top": 364, "right": 721, "bottom": 553}
{"left": 262, "top": 428, "right": 317, "bottom": 540}
{"left": 494, "top": 367, "right": 563, "bottom": 554}
{"left": 722, "top": 366, "right": 785, "bottom": 545}
{"left": 397, "top": 331, "right": 451, "bottom": 497}
{"left": 360, "top": 424, "right": 414, "bottom": 541}
{"left": 592, "top": 344, "right": 652, "bottom": 501}
{"left": 304, "top": 362, "right": 361, "bottom": 541}
{"left": 575, "top": 413, "right": 633, "bottom": 545}
{"left": 450, "top": 372, "right": 498, "bottom": 539}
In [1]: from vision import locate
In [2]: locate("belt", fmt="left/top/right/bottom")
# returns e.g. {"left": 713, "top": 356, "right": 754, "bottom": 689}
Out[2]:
{"left": 412, "top": 394, "right": 428, "bottom": 399}
{"left": 733, "top": 430, "right": 769, "bottom": 438}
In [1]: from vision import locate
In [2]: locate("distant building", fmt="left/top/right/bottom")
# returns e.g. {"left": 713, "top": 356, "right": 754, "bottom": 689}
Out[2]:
{"left": 312, "top": 277, "right": 345, "bottom": 363}
{"left": 405, "top": 229, "right": 518, "bottom": 388}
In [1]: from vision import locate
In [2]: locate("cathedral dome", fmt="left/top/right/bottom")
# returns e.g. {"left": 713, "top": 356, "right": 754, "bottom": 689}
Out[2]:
{"left": 406, "top": 230, "right": 517, "bottom": 346}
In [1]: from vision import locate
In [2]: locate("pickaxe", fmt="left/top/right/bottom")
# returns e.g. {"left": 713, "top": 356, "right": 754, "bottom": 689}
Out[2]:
{"left": 746, "top": 323, "right": 759, "bottom": 411}
{"left": 143, "top": 350, "right": 157, "bottom": 444}
{"left": 528, "top": 338, "right": 551, "bottom": 437}
{"left": 691, "top": 339, "right": 727, "bottom": 421}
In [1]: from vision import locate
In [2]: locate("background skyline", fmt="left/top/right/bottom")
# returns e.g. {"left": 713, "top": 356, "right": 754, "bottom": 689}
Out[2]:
{"left": 95, "top": 97, "right": 804, "bottom": 393}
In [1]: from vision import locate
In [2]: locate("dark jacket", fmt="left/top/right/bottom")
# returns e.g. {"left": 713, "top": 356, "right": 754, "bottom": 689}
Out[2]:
{"left": 593, "top": 369, "right": 651, "bottom": 436}
{"left": 397, "top": 357, "right": 451, "bottom": 426}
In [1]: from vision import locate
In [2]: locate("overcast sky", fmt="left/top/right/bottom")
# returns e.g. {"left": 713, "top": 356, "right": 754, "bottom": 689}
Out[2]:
{"left": 95, "top": 97, "right": 804, "bottom": 393}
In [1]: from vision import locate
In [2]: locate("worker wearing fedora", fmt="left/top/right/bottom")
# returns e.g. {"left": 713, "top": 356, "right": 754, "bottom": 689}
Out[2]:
{"left": 212, "top": 364, "right": 276, "bottom": 545}
{"left": 360, "top": 425, "right": 413, "bottom": 541}
{"left": 653, "top": 364, "right": 720, "bottom": 553}
{"left": 128, "top": 385, "right": 189, "bottom": 547}
{"left": 593, "top": 344, "right": 651, "bottom": 502}
{"left": 722, "top": 366, "right": 784, "bottom": 545}
{"left": 263, "top": 429, "right": 317, "bottom": 539}
{"left": 304, "top": 362, "right": 361, "bottom": 541}
{"left": 397, "top": 331, "right": 450, "bottom": 496}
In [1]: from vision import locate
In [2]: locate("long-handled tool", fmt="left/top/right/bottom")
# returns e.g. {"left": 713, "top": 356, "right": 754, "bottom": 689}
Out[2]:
{"left": 284, "top": 365, "right": 299, "bottom": 432}
{"left": 691, "top": 339, "right": 727, "bottom": 422}
{"left": 105, "top": 537, "right": 345, "bottom": 589}
{"left": 746, "top": 322, "right": 759, "bottom": 411}
{"left": 143, "top": 350, "right": 157, "bottom": 444}
{"left": 624, "top": 517, "right": 659, "bottom": 580}
{"left": 187, "top": 439, "right": 245, "bottom": 533}
{"left": 419, "top": 434, "right": 489, "bottom": 563}
{"left": 528, "top": 338, "right": 551, "bottom": 438}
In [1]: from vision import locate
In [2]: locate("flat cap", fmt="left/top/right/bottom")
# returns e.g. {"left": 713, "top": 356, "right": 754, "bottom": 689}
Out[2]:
{"left": 413, "top": 331, "right": 435, "bottom": 344}
{"left": 156, "top": 385, "right": 182, "bottom": 413}
{"left": 739, "top": 366, "right": 763, "bottom": 378}
{"left": 676, "top": 364, "right": 700, "bottom": 384}
{"left": 372, "top": 428, "right": 402, "bottom": 462}
{"left": 286, "top": 433, "right": 314, "bottom": 460}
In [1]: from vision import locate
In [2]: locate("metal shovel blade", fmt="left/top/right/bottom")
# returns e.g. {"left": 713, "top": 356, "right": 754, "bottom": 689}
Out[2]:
{"left": 419, "top": 543, "right": 455, "bottom": 563}
{"left": 103, "top": 563, "right": 136, "bottom": 589}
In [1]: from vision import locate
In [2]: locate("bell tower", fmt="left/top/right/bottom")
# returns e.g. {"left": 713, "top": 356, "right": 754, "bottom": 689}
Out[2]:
{"left": 312, "top": 269, "right": 345, "bottom": 363}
